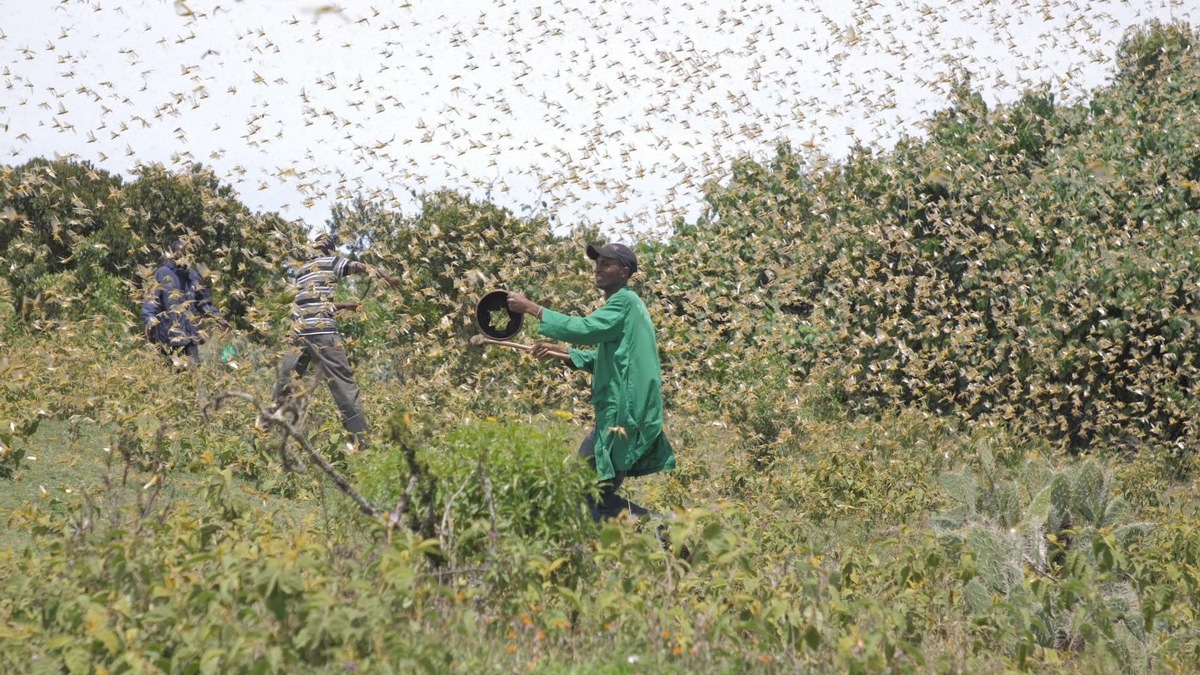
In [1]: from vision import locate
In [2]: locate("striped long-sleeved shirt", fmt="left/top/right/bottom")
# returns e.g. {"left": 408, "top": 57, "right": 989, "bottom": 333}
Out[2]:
{"left": 289, "top": 255, "right": 351, "bottom": 336}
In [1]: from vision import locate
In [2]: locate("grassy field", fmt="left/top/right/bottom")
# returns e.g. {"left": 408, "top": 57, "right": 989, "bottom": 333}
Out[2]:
{"left": 0, "top": 418, "right": 319, "bottom": 553}
{"left": 4, "top": 326, "right": 1200, "bottom": 673}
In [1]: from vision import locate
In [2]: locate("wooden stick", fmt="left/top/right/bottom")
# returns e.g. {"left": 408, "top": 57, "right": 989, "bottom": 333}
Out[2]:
{"left": 469, "top": 334, "right": 568, "bottom": 357}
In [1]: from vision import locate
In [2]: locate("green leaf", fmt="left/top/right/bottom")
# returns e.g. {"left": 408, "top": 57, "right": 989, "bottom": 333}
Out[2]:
{"left": 963, "top": 578, "right": 991, "bottom": 614}
{"left": 803, "top": 624, "right": 821, "bottom": 650}
{"left": 63, "top": 647, "right": 91, "bottom": 675}
{"left": 95, "top": 628, "right": 120, "bottom": 654}
{"left": 598, "top": 524, "right": 622, "bottom": 548}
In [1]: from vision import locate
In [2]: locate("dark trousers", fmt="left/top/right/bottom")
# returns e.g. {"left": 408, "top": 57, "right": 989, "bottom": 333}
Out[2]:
{"left": 271, "top": 333, "right": 369, "bottom": 443}
{"left": 160, "top": 343, "right": 206, "bottom": 401}
{"left": 579, "top": 429, "right": 649, "bottom": 522}
{"left": 159, "top": 342, "right": 200, "bottom": 364}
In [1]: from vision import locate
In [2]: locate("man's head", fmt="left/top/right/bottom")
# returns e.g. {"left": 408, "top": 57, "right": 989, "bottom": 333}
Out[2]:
{"left": 586, "top": 243, "right": 637, "bottom": 293}
{"left": 166, "top": 237, "right": 193, "bottom": 268}
{"left": 312, "top": 231, "right": 337, "bottom": 255}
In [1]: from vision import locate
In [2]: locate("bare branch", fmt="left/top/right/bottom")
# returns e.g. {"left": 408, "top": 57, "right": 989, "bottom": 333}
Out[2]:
{"left": 440, "top": 472, "right": 475, "bottom": 563}
{"left": 388, "top": 474, "right": 419, "bottom": 541}
{"left": 479, "top": 462, "right": 499, "bottom": 546}
{"left": 204, "top": 390, "right": 381, "bottom": 518}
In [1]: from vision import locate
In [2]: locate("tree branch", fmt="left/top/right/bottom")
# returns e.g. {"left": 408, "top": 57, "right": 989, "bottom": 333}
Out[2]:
{"left": 203, "top": 390, "right": 380, "bottom": 518}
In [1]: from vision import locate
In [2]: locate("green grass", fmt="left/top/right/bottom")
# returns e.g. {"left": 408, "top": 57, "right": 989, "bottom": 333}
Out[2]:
{"left": 0, "top": 417, "right": 325, "bottom": 552}
{"left": 1, "top": 420, "right": 117, "bottom": 550}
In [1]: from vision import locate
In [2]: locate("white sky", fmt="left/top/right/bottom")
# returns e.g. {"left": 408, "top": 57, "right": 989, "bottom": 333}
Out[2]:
{"left": 2, "top": 0, "right": 1196, "bottom": 237}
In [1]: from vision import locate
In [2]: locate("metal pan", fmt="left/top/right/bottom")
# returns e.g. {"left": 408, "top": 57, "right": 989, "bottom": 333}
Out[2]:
{"left": 475, "top": 289, "right": 524, "bottom": 340}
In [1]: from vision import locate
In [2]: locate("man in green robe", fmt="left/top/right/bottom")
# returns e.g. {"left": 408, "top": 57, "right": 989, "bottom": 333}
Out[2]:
{"left": 507, "top": 243, "right": 676, "bottom": 521}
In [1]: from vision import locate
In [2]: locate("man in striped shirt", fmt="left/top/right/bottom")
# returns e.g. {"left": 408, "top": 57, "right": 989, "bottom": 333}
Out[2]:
{"left": 270, "top": 231, "right": 399, "bottom": 450}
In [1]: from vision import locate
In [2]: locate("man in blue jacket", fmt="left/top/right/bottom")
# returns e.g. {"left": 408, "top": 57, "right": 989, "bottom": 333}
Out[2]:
{"left": 141, "top": 237, "right": 229, "bottom": 371}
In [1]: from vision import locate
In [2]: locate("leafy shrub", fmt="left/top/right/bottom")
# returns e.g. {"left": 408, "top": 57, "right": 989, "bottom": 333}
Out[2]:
{"left": 354, "top": 412, "right": 597, "bottom": 566}
{"left": 931, "top": 442, "right": 1152, "bottom": 665}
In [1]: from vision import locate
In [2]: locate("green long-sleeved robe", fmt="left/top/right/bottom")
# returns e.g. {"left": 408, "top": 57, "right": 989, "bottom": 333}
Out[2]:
{"left": 538, "top": 287, "right": 676, "bottom": 481}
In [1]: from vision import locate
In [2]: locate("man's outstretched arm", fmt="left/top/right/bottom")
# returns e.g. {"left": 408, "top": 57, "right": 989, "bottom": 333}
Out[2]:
{"left": 345, "top": 261, "right": 401, "bottom": 289}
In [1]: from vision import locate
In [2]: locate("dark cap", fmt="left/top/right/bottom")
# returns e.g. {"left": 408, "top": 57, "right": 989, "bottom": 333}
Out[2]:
{"left": 586, "top": 242, "right": 638, "bottom": 274}
{"left": 312, "top": 231, "right": 337, "bottom": 253}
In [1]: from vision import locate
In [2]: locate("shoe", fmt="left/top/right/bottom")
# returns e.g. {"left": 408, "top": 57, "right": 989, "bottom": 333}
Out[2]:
{"left": 636, "top": 512, "right": 673, "bottom": 550}
{"left": 650, "top": 515, "right": 672, "bottom": 549}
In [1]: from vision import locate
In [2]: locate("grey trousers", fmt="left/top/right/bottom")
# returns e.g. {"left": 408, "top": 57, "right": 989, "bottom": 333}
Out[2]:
{"left": 579, "top": 429, "right": 649, "bottom": 522}
{"left": 271, "top": 333, "right": 369, "bottom": 442}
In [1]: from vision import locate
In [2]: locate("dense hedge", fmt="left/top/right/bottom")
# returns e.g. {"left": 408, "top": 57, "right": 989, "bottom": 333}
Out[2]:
{"left": 649, "top": 21, "right": 1200, "bottom": 454}
{"left": 0, "top": 160, "right": 300, "bottom": 327}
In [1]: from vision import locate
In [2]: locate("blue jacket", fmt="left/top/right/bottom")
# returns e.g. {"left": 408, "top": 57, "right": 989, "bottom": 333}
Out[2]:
{"left": 141, "top": 261, "right": 221, "bottom": 346}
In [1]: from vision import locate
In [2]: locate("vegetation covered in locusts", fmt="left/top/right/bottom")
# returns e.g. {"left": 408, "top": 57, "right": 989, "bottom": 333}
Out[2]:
{"left": 4, "top": 20, "right": 1200, "bottom": 674}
